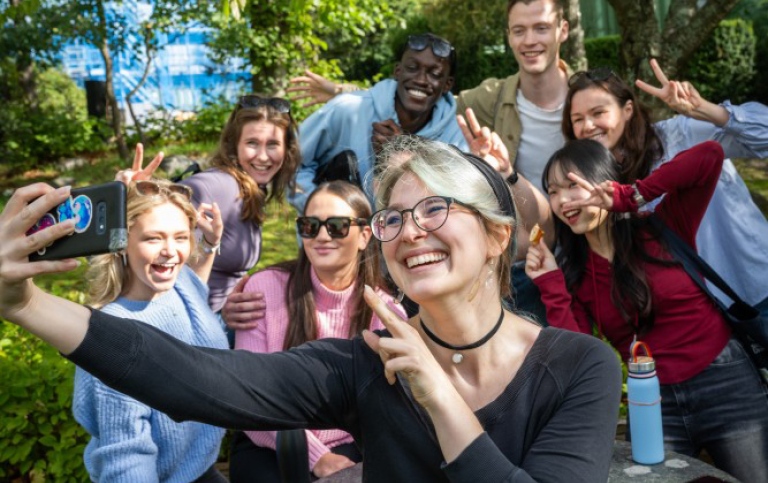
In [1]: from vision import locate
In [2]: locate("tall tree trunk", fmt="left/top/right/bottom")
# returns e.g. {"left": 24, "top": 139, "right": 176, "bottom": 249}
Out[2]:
{"left": 97, "top": 2, "right": 129, "bottom": 160}
{"left": 9, "top": 0, "right": 37, "bottom": 105}
{"left": 608, "top": 0, "right": 739, "bottom": 119}
{"left": 562, "top": 0, "right": 587, "bottom": 71}
{"left": 248, "top": 0, "right": 288, "bottom": 93}
{"left": 125, "top": 48, "right": 155, "bottom": 147}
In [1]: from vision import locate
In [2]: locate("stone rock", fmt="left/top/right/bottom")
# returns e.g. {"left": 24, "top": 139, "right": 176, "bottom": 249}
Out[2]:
{"left": 56, "top": 157, "right": 89, "bottom": 172}
{"left": 160, "top": 154, "right": 196, "bottom": 178}
{"left": 52, "top": 176, "right": 76, "bottom": 187}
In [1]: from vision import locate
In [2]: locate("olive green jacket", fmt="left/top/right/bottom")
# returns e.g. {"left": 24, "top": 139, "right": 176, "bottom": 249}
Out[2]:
{"left": 456, "top": 61, "right": 572, "bottom": 168}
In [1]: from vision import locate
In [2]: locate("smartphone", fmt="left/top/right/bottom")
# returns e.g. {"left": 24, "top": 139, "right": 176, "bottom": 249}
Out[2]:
{"left": 28, "top": 181, "right": 128, "bottom": 261}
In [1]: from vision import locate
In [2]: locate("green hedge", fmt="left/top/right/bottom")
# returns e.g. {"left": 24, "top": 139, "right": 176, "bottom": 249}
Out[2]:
{"left": 0, "top": 323, "right": 89, "bottom": 482}
{"left": 583, "top": 21, "right": 757, "bottom": 105}
{"left": 0, "top": 65, "right": 107, "bottom": 173}
{"left": 685, "top": 18, "right": 756, "bottom": 104}
{"left": 585, "top": 34, "right": 621, "bottom": 72}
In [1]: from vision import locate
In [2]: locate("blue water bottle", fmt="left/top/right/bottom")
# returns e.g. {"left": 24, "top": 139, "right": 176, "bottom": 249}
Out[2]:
{"left": 627, "top": 341, "right": 664, "bottom": 465}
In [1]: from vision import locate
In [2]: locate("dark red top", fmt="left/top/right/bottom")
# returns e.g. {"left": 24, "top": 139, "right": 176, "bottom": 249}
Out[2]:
{"left": 535, "top": 141, "right": 731, "bottom": 384}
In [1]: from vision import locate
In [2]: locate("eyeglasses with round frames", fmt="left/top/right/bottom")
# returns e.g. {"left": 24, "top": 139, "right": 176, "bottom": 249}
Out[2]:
{"left": 296, "top": 216, "right": 368, "bottom": 239}
{"left": 370, "top": 195, "right": 479, "bottom": 243}
{"left": 134, "top": 180, "right": 193, "bottom": 201}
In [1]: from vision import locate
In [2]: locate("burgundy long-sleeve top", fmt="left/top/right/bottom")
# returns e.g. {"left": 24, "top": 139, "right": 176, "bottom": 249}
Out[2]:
{"left": 534, "top": 141, "right": 731, "bottom": 384}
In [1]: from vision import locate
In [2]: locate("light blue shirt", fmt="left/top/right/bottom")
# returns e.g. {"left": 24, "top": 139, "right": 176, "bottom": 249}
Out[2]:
{"left": 289, "top": 78, "right": 468, "bottom": 212}
{"left": 652, "top": 101, "right": 768, "bottom": 305}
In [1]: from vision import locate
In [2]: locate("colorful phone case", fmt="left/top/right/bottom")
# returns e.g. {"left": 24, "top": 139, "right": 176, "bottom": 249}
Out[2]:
{"left": 28, "top": 181, "right": 128, "bottom": 261}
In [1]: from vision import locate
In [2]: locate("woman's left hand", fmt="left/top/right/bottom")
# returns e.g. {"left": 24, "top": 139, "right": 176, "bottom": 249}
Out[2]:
{"left": 562, "top": 173, "right": 615, "bottom": 212}
{"left": 115, "top": 143, "right": 164, "bottom": 185}
{"left": 196, "top": 202, "right": 223, "bottom": 248}
{"left": 362, "top": 286, "right": 450, "bottom": 410}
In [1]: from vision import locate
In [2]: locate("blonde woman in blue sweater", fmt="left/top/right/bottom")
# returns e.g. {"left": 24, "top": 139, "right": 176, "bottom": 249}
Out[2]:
{"left": 73, "top": 178, "right": 228, "bottom": 482}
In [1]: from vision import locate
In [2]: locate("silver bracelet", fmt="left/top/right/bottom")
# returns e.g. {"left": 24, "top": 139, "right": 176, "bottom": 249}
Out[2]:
{"left": 200, "top": 236, "right": 221, "bottom": 255}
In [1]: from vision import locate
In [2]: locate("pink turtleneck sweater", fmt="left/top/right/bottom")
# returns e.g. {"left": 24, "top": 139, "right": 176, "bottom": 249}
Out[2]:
{"left": 234, "top": 267, "right": 403, "bottom": 470}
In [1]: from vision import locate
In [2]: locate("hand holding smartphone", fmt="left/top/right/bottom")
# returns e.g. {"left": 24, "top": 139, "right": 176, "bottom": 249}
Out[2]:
{"left": 28, "top": 181, "right": 127, "bottom": 261}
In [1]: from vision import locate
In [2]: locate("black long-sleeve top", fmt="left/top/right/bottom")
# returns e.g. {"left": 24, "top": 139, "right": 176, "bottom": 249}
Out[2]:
{"left": 67, "top": 309, "right": 622, "bottom": 482}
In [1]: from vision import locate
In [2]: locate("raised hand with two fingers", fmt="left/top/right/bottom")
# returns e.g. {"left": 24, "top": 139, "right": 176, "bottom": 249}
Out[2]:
{"left": 561, "top": 172, "right": 615, "bottom": 213}
{"left": 457, "top": 108, "right": 513, "bottom": 177}
{"left": 115, "top": 143, "right": 164, "bottom": 185}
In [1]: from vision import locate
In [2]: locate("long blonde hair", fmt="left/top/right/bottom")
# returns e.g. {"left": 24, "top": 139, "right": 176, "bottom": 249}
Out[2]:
{"left": 87, "top": 179, "right": 199, "bottom": 308}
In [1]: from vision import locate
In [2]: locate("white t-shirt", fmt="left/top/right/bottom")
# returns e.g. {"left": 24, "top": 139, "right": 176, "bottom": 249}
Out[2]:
{"left": 515, "top": 90, "right": 566, "bottom": 193}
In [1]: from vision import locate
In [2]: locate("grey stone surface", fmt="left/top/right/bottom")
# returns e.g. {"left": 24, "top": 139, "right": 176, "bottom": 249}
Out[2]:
{"left": 160, "top": 154, "right": 198, "bottom": 178}
{"left": 609, "top": 441, "right": 740, "bottom": 482}
{"left": 316, "top": 442, "right": 741, "bottom": 482}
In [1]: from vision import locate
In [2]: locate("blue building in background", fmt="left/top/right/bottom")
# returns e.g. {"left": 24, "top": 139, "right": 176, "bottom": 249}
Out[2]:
{"left": 60, "top": 0, "right": 248, "bottom": 117}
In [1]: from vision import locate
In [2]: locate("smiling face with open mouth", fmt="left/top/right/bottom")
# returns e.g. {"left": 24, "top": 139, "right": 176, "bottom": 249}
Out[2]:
{"left": 393, "top": 48, "right": 453, "bottom": 124}
{"left": 546, "top": 166, "right": 609, "bottom": 237}
{"left": 507, "top": 0, "right": 568, "bottom": 77}
{"left": 380, "top": 172, "right": 489, "bottom": 305}
{"left": 236, "top": 120, "right": 286, "bottom": 185}
{"left": 122, "top": 202, "right": 192, "bottom": 301}
{"left": 569, "top": 86, "right": 634, "bottom": 151}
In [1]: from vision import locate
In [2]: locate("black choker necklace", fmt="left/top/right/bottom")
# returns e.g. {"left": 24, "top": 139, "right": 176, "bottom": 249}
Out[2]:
{"left": 420, "top": 308, "right": 505, "bottom": 364}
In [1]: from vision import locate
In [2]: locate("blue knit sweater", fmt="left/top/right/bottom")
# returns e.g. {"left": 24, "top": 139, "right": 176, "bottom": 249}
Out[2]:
{"left": 73, "top": 266, "right": 228, "bottom": 482}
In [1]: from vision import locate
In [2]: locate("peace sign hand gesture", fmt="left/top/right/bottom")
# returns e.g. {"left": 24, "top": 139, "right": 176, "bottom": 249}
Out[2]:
{"left": 635, "top": 59, "right": 703, "bottom": 117}
{"left": 457, "top": 108, "right": 513, "bottom": 178}
{"left": 561, "top": 172, "right": 615, "bottom": 213}
{"left": 115, "top": 143, "right": 164, "bottom": 185}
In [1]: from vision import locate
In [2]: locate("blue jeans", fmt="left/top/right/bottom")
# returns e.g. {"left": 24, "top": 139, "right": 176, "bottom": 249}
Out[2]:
{"left": 510, "top": 262, "right": 548, "bottom": 326}
{"left": 659, "top": 338, "right": 768, "bottom": 482}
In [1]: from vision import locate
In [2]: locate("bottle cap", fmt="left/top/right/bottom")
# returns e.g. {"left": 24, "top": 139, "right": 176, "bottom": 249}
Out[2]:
{"left": 628, "top": 355, "right": 656, "bottom": 373}
{"left": 628, "top": 341, "right": 656, "bottom": 373}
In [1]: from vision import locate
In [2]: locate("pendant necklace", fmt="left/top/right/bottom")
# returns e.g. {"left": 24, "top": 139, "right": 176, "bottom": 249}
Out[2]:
{"left": 420, "top": 307, "right": 505, "bottom": 364}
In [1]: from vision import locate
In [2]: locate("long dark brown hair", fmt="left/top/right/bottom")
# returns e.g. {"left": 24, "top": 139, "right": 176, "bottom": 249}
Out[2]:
{"left": 210, "top": 99, "right": 301, "bottom": 224}
{"left": 276, "top": 181, "right": 384, "bottom": 350}
{"left": 542, "top": 140, "right": 674, "bottom": 335}
{"left": 562, "top": 70, "right": 664, "bottom": 184}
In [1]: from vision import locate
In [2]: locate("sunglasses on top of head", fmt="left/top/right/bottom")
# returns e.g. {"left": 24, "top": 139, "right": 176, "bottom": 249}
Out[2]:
{"left": 568, "top": 67, "right": 619, "bottom": 87}
{"left": 296, "top": 216, "right": 368, "bottom": 239}
{"left": 407, "top": 34, "right": 454, "bottom": 59}
{"left": 238, "top": 95, "right": 292, "bottom": 114}
{"left": 134, "top": 180, "right": 193, "bottom": 201}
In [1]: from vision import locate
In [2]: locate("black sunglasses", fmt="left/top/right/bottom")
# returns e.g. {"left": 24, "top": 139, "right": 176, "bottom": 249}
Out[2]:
{"left": 238, "top": 95, "right": 291, "bottom": 114}
{"left": 407, "top": 34, "right": 454, "bottom": 59}
{"left": 568, "top": 68, "right": 619, "bottom": 87}
{"left": 296, "top": 216, "right": 368, "bottom": 239}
